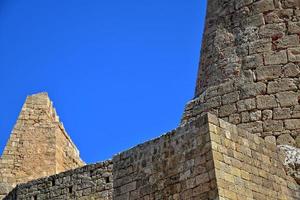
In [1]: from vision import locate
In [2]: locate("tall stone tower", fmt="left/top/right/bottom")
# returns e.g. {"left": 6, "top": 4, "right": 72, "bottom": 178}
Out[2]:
{"left": 0, "top": 93, "right": 84, "bottom": 198}
{"left": 182, "top": 0, "right": 300, "bottom": 148}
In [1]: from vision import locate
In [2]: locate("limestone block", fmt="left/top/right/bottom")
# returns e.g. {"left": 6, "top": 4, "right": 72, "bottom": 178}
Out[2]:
{"left": 276, "top": 91, "right": 300, "bottom": 107}
{"left": 283, "top": 63, "right": 300, "bottom": 77}
{"left": 219, "top": 104, "right": 237, "bottom": 117}
{"left": 264, "top": 50, "right": 288, "bottom": 65}
{"left": 239, "top": 82, "right": 266, "bottom": 99}
{"left": 257, "top": 95, "right": 277, "bottom": 109}
{"left": 259, "top": 23, "right": 286, "bottom": 38}
{"left": 242, "top": 54, "right": 264, "bottom": 70}
{"left": 273, "top": 108, "right": 291, "bottom": 119}
{"left": 262, "top": 110, "right": 273, "bottom": 120}
{"left": 252, "top": 0, "right": 275, "bottom": 14}
{"left": 263, "top": 120, "right": 284, "bottom": 132}
{"left": 249, "top": 39, "right": 272, "bottom": 54}
{"left": 274, "top": 35, "right": 299, "bottom": 49}
{"left": 255, "top": 65, "right": 282, "bottom": 81}
{"left": 288, "top": 22, "right": 300, "bottom": 34}
{"left": 267, "top": 79, "right": 297, "bottom": 94}
{"left": 235, "top": 0, "right": 253, "bottom": 10}
{"left": 222, "top": 92, "right": 239, "bottom": 104}
{"left": 288, "top": 47, "right": 300, "bottom": 62}
{"left": 285, "top": 119, "right": 300, "bottom": 130}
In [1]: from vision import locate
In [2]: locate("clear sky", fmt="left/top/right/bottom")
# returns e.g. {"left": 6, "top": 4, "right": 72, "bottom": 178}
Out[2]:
{"left": 0, "top": 0, "right": 207, "bottom": 163}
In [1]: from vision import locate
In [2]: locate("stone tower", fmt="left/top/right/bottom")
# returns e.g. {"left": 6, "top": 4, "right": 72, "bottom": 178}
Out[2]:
{"left": 182, "top": 0, "right": 300, "bottom": 148}
{"left": 0, "top": 93, "right": 84, "bottom": 198}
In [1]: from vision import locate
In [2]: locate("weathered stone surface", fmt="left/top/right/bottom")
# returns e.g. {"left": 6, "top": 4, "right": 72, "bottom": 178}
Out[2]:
{"left": 283, "top": 63, "right": 300, "bottom": 77}
{"left": 285, "top": 119, "right": 300, "bottom": 130}
{"left": 255, "top": 65, "right": 282, "bottom": 81}
{"left": 264, "top": 50, "right": 288, "bottom": 65}
{"left": 276, "top": 91, "right": 300, "bottom": 107}
{"left": 184, "top": 0, "right": 300, "bottom": 153}
{"left": 3, "top": 0, "right": 300, "bottom": 199}
{"left": 277, "top": 134, "right": 296, "bottom": 146}
{"left": 278, "top": 145, "right": 300, "bottom": 184}
{"left": 257, "top": 95, "right": 277, "bottom": 109}
{"left": 3, "top": 161, "right": 113, "bottom": 200}
{"left": 0, "top": 93, "right": 84, "bottom": 198}
{"left": 288, "top": 47, "right": 300, "bottom": 62}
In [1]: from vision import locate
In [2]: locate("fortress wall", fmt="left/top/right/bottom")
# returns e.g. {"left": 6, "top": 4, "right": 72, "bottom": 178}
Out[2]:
{"left": 208, "top": 114, "right": 300, "bottom": 200}
{"left": 0, "top": 93, "right": 85, "bottom": 198}
{"left": 3, "top": 161, "right": 113, "bottom": 200}
{"left": 184, "top": 0, "right": 300, "bottom": 147}
{"left": 2, "top": 113, "right": 299, "bottom": 200}
{"left": 54, "top": 123, "right": 85, "bottom": 173}
{"left": 112, "top": 114, "right": 219, "bottom": 200}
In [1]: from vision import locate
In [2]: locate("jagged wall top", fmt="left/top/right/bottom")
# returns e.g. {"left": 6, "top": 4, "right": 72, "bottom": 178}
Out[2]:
{"left": 0, "top": 93, "right": 84, "bottom": 198}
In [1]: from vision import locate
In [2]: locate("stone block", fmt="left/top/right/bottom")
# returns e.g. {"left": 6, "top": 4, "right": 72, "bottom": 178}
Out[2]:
{"left": 252, "top": 0, "right": 275, "bottom": 14}
{"left": 239, "top": 82, "right": 266, "bottom": 99}
{"left": 263, "top": 120, "right": 284, "bottom": 132}
{"left": 283, "top": 63, "right": 300, "bottom": 77}
{"left": 273, "top": 108, "right": 291, "bottom": 120}
{"left": 259, "top": 23, "right": 286, "bottom": 38}
{"left": 255, "top": 65, "right": 282, "bottom": 81}
{"left": 257, "top": 95, "right": 277, "bottom": 109}
{"left": 264, "top": 50, "right": 288, "bottom": 65}
{"left": 242, "top": 54, "right": 264, "bottom": 70}
{"left": 288, "top": 22, "right": 300, "bottom": 34}
{"left": 236, "top": 98, "right": 256, "bottom": 112}
{"left": 276, "top": 91, "right": 300, "bottom": 107}
{"left": 288, "top": 47, "right": 300, "bottom": 62}
{"left": 222, "top": 92, "right": 239, "bottom": 104}
{"left": 235, "top": 0, "right": 253, "bottom": 10}
{"left": 274, "top": 35, "right": 299, "bottom": 49}
{"left": 267, "top": 79, "right": 298, "bottom": 94}
{"left": 285, "top": 119, "right": 300, "bottom": 130}
{"left": 249, "top": 39, "right": 272, "bottom": 54}
{"left": 277, "top": 134, "right": 295, "bottom": 146}
{"left": 219, "top": 104, "right": 237, "bottom": 117}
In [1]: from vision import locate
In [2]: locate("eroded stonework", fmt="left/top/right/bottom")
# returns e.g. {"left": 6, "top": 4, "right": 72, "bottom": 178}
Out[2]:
{"left": 183, "top": 0, "right": 300, "bottom": 148}
{"left": 1, "top": 0, "right": 300, "bottom": 199}
{"left": 0, "top": 93, "right": 84, "bottom": 198}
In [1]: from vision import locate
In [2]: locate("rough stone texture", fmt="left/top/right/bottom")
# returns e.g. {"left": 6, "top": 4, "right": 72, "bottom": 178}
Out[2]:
{"left": 113, "top": 114, "right": 299, "bottom": 199}
{"left": 3, "top": 161, "right": 112, "bottom": 200}
{"left": 113, "top": 114, "right": 218, "bottom": 200}
{"left": 183, "top": 0, "right": 300, "bottom": 148}
{"left": 278, "top": 145, "right": 300, "bottom": 184}
{"left": 2, "top": 0, "right": 300, "bottom": 199}
{"left": 208, "top": 114, "right": 299, "bottom": 200}
{"left": 0, "top": 93, "right": 84, "bottom": 198}
{"left": 4, "top": 114, "right": 298, "bottom": 200}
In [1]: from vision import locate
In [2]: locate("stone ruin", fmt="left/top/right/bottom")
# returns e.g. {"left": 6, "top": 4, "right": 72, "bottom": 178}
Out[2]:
{"left": 1, "top": 0, "right": 300, "bottom": 199}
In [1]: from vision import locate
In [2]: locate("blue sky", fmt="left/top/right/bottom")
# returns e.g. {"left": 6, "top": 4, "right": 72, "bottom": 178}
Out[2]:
{"left": 0, "top": 0, "right": 207, "bottom": 163}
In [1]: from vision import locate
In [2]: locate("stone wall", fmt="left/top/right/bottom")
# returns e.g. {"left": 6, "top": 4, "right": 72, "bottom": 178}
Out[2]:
{"left": 183, "top": 0, "right": 300, "bottom": 148}
{"left": 113, "top": 114, "right": 218, "bottom": 200}
{"left": 113, "top": 113, "right": 299, "bottom": 200}
{"left": 3, "top": 161, "right": 113, "bottom": 200}
{"left": 0, "top": 93, "right": 84, "bottom": 197}
{"left": 2, "top": 113, "right": 299, "bottom": 199}
{"left": 208, "top": 113, "right": 299, "bottom": 199}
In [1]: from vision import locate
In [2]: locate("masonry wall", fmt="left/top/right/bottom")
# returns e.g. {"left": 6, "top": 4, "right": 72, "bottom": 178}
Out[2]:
{"left": 0, "top": 93, "right": 84, "bottom": 198}
{"left": 2, "top": 113, "right": 299, "bottom": 200}
{"left": 113, "top": 115, "right": 218, "bottom": 200}
{"left": 183, "top": 0, "right": 300, "bottom": 148}
{"left": 3, "top": 161, "right": 113, "bottom": 200}
{"left": 207, "top": 113, "right": 299, "bottom": 200}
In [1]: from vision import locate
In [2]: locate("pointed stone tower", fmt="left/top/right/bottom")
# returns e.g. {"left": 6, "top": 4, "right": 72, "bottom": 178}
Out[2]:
{"left": 0, "top": 93, "right": 84, "bottom": 198}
